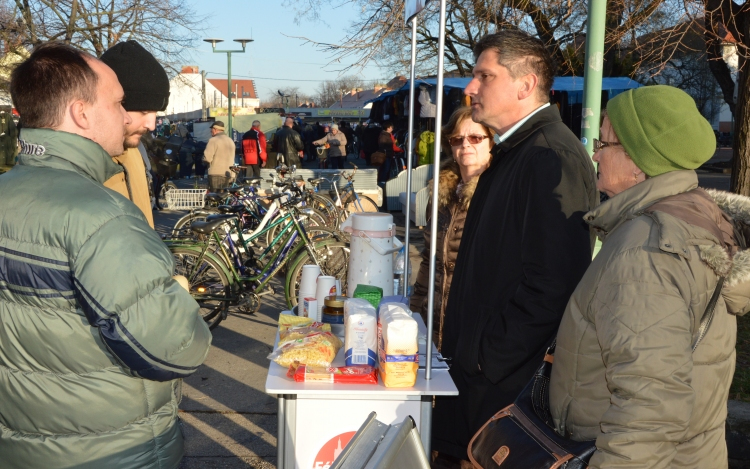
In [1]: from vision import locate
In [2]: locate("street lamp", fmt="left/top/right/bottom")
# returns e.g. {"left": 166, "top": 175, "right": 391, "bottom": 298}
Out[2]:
{"left": 204, "top": 37, "right": 253, "bottom": 138}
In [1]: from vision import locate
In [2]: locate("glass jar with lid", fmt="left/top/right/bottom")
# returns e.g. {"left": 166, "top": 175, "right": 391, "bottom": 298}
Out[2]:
{"left": 322, "top": 296, "right": 345, "bottom": 324}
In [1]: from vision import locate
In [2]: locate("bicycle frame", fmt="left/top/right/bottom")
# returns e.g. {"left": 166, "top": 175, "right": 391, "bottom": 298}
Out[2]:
{"left": 168, "top": 204, "right": 320, "bottom": 300}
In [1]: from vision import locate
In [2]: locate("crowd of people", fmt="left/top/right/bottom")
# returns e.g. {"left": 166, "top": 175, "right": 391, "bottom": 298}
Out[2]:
{"left": 0, "top": 26, "right": 747, "bottom": 469}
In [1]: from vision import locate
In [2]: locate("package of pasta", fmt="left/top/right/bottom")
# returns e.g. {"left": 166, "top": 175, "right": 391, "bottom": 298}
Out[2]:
{"left": 279, "top": 323, "right": 331, "bottom": 346}
{"left": 287, "top": 362, "right": 378, "bottom": 384}
{"left": 268, "top": 331, "right": 343, "bottom": 367}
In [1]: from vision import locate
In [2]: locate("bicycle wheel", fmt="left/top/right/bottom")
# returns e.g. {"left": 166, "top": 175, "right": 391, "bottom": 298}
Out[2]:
{"left": 285, "top": 241, "right": 349, "bottom": 309}
{"left": 159, "top": 181, "right": 178, "bottom": 210}
{"left": 345, "top": 194, "right": 379, "bottom": 214}
{"left": 171, "top": 248, "right": 231, "bottom": 330}
{"left": 307, "top": 193, "right": 339, "bottom": 229}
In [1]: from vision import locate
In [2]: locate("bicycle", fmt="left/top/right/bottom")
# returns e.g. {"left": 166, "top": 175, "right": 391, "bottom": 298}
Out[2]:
{"left": 327, "top": 164, "right": 379, "bottom": 224}
{"left": 166, "top": 192, "right": 348, "bottom": 329}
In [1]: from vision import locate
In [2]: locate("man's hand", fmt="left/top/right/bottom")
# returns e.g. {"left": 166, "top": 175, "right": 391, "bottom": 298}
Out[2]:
{"left": 261, "top": 161, "right": 266, "bottom": 168}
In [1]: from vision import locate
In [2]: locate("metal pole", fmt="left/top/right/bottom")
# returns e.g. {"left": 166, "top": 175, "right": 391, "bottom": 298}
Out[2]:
{"left": 425, "top": 0, "right": 447, "bottom": 381}
{"left": 201, "top": 70, "right": 207, "bottom": 120}
{"left": 580, "top": 0, "right": 607, "bottom": 156}
{"left": 227, "top": 51, "right": 233, "bottom": 138}
{"left": 403, "top": 17, "right": 418, "bottom": 297}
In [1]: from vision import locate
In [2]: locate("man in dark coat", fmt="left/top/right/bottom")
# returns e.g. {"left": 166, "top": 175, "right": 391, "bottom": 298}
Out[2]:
{"left": 431, "top": 30, "right": 598, "bottom": 465}
{"left": 270, "top": 117, "right": 304, "bottom": 167}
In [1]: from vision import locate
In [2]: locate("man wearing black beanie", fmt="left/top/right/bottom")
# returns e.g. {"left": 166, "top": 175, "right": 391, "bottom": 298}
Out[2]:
{"left": 101, "top": 40, "right": 171, "bottom": 228}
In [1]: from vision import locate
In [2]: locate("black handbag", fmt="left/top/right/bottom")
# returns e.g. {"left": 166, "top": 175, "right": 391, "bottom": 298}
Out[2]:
{"left": 467, "top": 278, "right": 725, "bottom": 469}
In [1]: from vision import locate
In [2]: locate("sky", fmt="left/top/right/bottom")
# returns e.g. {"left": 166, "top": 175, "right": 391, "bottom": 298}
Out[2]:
{"left": 188, "top": 1, "right": 391, "bottom": 102}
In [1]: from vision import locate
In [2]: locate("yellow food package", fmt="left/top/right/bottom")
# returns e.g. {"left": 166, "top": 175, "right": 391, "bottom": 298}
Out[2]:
{"left": 278, "top": 314, "right": 317, "bottom": 331}
{"left": 268, "top": 331, "right": 343, "bottom": 368}
{"left": 378, "top": 308, "right": 418, "bottom": 387}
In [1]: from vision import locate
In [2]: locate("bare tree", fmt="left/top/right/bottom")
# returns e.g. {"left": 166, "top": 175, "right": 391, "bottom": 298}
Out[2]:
{"left": 263, "top": 86, "right": 315, "bottom": 108}
{"left": 696, "top": 1, "right": 750, "bottom": 193}
{"left": 0, "top": 0, "right": 206, "bottom": 77}
{"left": 287, "top": 0, "right": 678, "bottom": 78}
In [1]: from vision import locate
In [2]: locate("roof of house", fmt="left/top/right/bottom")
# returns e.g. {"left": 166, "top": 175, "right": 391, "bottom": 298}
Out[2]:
{"left": 207, "top": 78, "right": 257, "bottom": 99}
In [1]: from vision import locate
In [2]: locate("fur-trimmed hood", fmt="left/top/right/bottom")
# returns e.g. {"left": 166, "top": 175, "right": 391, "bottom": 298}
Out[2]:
{"left": 436, "top": 159, "right": 479, "bottom": 211}
{"left": 587, "top": 171, "right": 750, "bottom": 315}
{"left": 704, "top": 189, "right": 750, "bottom": 292}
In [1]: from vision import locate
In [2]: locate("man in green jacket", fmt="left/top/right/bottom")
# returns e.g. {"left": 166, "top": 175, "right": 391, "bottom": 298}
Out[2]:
{"left": 0, "top": 43, "right": 211, "bottom": 469}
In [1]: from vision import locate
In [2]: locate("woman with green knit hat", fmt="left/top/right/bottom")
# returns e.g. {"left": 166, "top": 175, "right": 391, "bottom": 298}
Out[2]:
{"left": 548, "top": 84, "right": 750, "bottom": 468}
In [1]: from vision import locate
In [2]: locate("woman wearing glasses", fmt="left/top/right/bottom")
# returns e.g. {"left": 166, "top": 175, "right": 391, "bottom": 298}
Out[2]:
{"left": 411, "top": 106, "right": 494, "bottom": 353}
{"left": 549, "top": 85, "right": 750, "bottom": 468}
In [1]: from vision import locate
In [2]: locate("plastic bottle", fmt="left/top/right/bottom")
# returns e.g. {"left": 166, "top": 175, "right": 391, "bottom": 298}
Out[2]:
{"left": 393, "top": 247, "right": 412, "bottom": 296}
{"left": 393, "top": 247, "right": 404, "bottom": 295}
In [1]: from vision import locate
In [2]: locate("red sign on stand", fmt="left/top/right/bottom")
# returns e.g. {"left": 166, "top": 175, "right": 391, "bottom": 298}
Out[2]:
{"left": 312, "top": 431, "right": 356, "bottom": 469}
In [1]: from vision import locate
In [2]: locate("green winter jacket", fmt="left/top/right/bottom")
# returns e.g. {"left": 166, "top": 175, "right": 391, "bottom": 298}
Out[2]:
{"left": 0, "top": 128, "right": 212, "bottom": 469}
{"left": 550, "top": 170, "right": 750, "bottom": 468}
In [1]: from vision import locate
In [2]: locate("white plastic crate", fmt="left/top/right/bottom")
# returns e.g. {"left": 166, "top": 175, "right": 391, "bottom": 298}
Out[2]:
{"left": 164, "top": 189, "right": 206, "bottom": 210}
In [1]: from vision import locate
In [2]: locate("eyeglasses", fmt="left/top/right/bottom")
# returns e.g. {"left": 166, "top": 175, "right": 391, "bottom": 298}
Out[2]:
{"left": 593, "top": 138, "right": 623, "bottom": 152}
{"left": 449, "top": 134, "right": 489, "bottom": 147}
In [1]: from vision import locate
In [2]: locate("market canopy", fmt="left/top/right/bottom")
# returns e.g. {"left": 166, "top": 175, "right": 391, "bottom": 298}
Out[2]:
{"left": 364, "top": 76, "right": 642, "bottom": 104}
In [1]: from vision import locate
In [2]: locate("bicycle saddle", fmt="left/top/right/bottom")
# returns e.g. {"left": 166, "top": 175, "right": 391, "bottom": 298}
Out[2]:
{"left": 190, "top": 214, "right": 235, "bottom": 235}
{"left": 217, "top": 205, "right": 244, "bottom": 214}
{"left": 241, "top": 177, "right": 262, "bottom": 185}
{"left": 307, "top": 178, "right": 325, "bottom": 185}
{"left": 205, "top": 193, "right": 224, "bottom": 203}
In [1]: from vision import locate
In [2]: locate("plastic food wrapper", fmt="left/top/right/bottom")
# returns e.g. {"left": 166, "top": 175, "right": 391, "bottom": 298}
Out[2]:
{"left": 279, "top": 323, "right": 331, "bottom": 346}
{"left": 287, "top": 362, "right": 378, "bottom": 384}
{"left": 378, "top": 304, "right": 419, "bottom": 387}
{"left": 344, "top": 298, "right": 376, "bottom": 322}
{"left": 353, "top": 284, "right": 383, "bottom": 309}
{"left": 268, "top": 331, "right": 343, "bottom": 367}
{"left": 277, "top": 314, "right": 326, "bottom": 331}
{"left": 345, "top": 299, "right": 378, "bottom": 366}
{"left": 378, "top": 302, "right": 413, "bottom": 318}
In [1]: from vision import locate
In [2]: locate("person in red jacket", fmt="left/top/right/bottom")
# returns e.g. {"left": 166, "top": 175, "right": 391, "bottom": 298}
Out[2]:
{"left": 241, "top": 120, "right": 267, "bottom": 178}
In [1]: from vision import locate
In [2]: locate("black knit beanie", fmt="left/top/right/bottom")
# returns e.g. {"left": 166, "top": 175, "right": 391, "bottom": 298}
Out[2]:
{"left": 101, "top": 40, "right": 170, "bottom": 112}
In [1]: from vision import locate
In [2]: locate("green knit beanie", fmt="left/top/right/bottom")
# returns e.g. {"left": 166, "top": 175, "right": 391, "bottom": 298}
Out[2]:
{"left": 606, "top": 85, "right": 715, "bottom": 177}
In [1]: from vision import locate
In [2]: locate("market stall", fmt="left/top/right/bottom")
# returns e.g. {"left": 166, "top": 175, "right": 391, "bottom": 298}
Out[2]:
{"left": 265, "top": 313, "right": 457, "bottom": 469}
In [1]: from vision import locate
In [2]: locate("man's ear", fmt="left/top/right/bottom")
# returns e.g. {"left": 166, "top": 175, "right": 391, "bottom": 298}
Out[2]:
{"left": 69, "top": 100, "right": 92, "bottom": 130}
{"left": 517, "top": 74, "right": 539, "bottom": 101}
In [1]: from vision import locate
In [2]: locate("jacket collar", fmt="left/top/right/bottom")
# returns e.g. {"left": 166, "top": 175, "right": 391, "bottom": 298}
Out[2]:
{"left": 490, "top": 105, "right": 563, "bottom": 159}
{"left": 584, "top": 170, "right": 699, "bottom": 237}
{"left": 17, "top": 128, "right": 122, "bottom": 184}
{"left": 437, "top": 159, "right": 480, "bottom": 211}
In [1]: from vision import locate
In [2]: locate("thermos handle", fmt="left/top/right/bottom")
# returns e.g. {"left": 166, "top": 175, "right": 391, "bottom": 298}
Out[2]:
{"left": 358, "top": 231, "right": 402, "bottom": 255}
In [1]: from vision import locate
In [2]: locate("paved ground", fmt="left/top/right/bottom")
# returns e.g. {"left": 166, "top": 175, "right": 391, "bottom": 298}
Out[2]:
{"left": 158, "top": 148, "right": 745, "bottom": 468}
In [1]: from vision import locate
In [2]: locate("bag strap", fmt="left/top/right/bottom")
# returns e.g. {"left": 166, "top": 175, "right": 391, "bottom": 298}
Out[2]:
{"left": 692, "top": 277, "right": 724, "bottom": 351}
{"left": 546, "top": 276, "right": 724, "bottom": 358}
